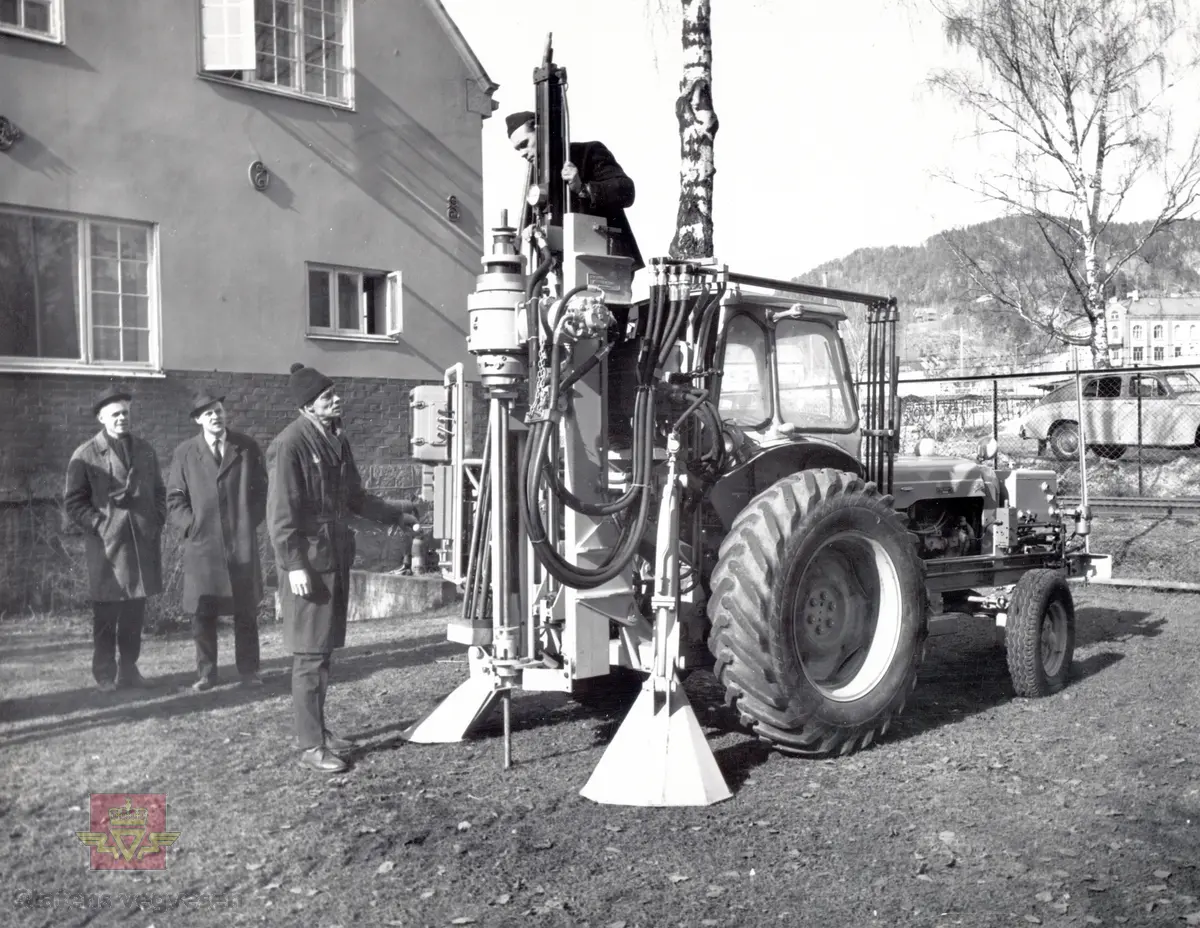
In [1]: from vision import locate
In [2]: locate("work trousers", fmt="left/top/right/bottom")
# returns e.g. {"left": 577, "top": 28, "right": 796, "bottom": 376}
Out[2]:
{"left": 292, "top": 651, "right": 333, "bottom": 751}
{"left": 193, "top": 608, "right": 261, "bottom": 682}
{"left": 92, "top": 598, "right": 146, "bottom": 685}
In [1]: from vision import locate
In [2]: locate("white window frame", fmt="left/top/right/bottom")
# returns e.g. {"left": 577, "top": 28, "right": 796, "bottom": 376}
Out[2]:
{"left": 1174, "top": 346, "right": 1183, "bottom": 358}
{"left": 305, "top": 262, "right": 402, "bottom": 343}
{"left": 1153, "top": 346, "right": 1164, "bottom": 362}
{"left": 1133, "top": 346, "right": 1144, "bottom": 362}
{"left": 1132, "top": 324, "right": 1144, "bottom": 342}
{"left": 0, "top": 0, "right": 63, "bottom": 44}
{"left": 1152, "top": 324, "right": 1164, "bottom": 340}
{"left": 0, "top": 205, "right": 162, "bottom": 376}
{"left": 197, "top": 0, "right": 355, "bottom": 109}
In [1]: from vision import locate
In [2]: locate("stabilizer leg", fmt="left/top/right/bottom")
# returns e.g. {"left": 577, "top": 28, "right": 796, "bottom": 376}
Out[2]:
{"left": 401, "top": 675, "right": 503, "bottom": 744}
{"left": 579, "top": 673, "right": 731, "bottom": 807}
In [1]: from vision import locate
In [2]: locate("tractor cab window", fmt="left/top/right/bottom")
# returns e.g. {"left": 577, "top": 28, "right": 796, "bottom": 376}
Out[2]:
{"left": 718, "top": 314, "right": 770, "bottom": 426}
{"left": 775, "top": 319, "right": 855, "bottom": 430}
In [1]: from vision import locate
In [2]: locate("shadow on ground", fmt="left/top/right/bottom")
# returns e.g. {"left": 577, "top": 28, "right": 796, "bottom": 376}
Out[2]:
{"left": 0, "top": 634, "right": 459, "bottom": 746}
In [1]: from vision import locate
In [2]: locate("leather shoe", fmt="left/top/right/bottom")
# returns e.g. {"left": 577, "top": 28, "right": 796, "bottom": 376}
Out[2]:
{"left": 239, "top": 673, "right": 264, "bottom": 687}
{"left": 118, "top": 667, "right": 147, "bottom": 689}
{"left": 192, "top": 678, "right": 215, "bottom": 692}
{"left": 299, "top": 747, "right": 348, "bottom": 773}
{"left": 96, "top": 680, "right": 117, "bottom": 693}
{"left": 323, "top": 730, "right": 357, "bottom": 752}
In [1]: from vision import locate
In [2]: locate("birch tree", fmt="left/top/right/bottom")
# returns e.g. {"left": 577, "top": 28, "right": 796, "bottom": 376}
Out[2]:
{"left": 669, "top": 0, "right": 719, "bottom": 259}
{"left": 931, "top": 0, "right": 1200, "bottom": 366}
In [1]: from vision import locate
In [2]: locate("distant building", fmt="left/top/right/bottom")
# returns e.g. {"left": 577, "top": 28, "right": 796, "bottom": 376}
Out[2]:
{"left": 1105, "top": 294, "right": 1200, "bottom": 367}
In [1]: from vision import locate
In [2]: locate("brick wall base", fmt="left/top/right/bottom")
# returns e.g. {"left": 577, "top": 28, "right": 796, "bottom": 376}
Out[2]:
{"left": 0, "top": 369, "right": 486, "bottom": 616}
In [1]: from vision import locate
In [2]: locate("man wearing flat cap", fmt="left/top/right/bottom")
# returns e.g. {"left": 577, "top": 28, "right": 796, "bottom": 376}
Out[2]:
{"left": 167, "top": 391, "right": 268, "bottom": 691}
{"left": 505, "top": 110, "right": 644, "bottom": 272}
{"left": 267, "top": 364, "right": 421, "bottom": 773}
{"left": 64, "top": 387, "right": 166, "bottom": 691}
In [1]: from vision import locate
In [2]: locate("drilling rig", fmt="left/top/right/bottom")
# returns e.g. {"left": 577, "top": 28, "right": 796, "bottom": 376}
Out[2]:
{"left": 402, "top": 41, "right": 1098, "bottom": 806}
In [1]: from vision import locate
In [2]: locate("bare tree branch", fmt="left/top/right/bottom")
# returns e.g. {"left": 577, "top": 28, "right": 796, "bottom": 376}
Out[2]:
{"left": 930, "top": 0, "right": 1200, "bottom": 366}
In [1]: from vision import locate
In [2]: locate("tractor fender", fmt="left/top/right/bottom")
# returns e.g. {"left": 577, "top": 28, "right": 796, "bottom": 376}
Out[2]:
{"left": 708, "top": 440, "right": 863, "bottom": 531}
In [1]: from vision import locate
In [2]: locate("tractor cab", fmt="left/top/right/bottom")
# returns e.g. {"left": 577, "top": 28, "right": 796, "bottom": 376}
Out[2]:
{"left": 714, "top": 296, "right": 860, "bottom": 464}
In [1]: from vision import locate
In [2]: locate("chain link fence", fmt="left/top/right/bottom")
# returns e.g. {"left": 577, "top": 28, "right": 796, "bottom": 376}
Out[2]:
{"left": 896, "top": 364, "right": 1200, "bottom": 584}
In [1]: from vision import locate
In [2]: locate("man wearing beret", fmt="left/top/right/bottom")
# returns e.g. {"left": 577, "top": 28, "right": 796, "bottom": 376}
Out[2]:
{"left": 505, "top": 109, "right": 644, "bottom": 272}
{"left": 267, "top": 364, "right": 420, "bottom": 773}
{"left": 64, "top": 388, "right": 166, "bottom": 691}
{"left": 167, "top": 391, "right": 268, "bottom": 691}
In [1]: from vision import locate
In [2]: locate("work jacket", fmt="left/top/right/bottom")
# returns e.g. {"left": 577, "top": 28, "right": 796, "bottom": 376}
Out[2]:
{"left": 266, "top": 414, "right": 417, "bottom": 653}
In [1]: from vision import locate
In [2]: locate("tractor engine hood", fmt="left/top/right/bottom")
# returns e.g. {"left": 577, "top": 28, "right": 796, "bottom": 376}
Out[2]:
{"left": 889, "top": 454, "right": 1000, "bottom": 511}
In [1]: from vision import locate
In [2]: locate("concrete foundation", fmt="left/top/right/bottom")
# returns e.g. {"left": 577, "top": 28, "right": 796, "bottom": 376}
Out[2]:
{"left": 274, "top": 571, "right": 459, "bottom": 623}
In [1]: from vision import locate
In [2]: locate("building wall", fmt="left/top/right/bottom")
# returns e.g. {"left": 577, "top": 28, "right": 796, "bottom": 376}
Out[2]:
{"left": 0, "top": 0, "right": 489, "bottom": 381}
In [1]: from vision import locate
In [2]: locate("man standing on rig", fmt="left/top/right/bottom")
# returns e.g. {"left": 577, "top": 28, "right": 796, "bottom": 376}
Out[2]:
{"left": 506, "top": 110, "right": 644, "bottom": 273}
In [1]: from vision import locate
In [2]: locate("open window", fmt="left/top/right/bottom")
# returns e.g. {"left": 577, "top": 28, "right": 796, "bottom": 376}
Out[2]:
{"left": 199, "top": 0, "right": 352, "bottom": 105}
{"left": 307, "top": 264, "right": 402, "bottom": 341}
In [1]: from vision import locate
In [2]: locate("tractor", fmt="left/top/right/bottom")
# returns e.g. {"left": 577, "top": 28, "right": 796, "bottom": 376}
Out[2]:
{"left": 401, "top": 42, "right": 1099, "bottom": 806}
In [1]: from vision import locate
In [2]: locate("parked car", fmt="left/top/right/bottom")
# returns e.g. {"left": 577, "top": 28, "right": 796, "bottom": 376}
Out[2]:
{"left": 1018, "top": 370, "right": 1200, "bottom": 460}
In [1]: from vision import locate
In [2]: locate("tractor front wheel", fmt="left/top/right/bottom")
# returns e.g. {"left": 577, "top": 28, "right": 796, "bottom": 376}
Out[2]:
{"left": 706, "top": 469, "right": 927, "bottom": 757}
{"left": 1005, "top": 569, "right": 1075, "bottom": 697}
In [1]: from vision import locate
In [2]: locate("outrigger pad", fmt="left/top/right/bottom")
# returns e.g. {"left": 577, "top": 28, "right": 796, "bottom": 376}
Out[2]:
{"left": 580, "top": 677, "right": 732, "bottom": 807}
{"left": 400, "top": 675, "right": 502, "bottom": 744}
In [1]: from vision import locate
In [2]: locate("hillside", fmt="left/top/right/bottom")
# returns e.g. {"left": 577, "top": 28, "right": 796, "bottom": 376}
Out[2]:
{"left": 794, "top": 216, "right": 1200, "bottom": 368}
{"left": 795, "top": 216, "right": 1200, "bottom": 313}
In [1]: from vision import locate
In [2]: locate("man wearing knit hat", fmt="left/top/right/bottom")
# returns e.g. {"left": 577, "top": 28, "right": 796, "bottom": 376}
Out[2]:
{"left": 64, "top": 387, "right": 166, "bottom": 691}
{"left": 267, "top": 363, "right": 421, "bottom": 773}
{"left": 505, "top": 109, "right": 644, "bottom": 272}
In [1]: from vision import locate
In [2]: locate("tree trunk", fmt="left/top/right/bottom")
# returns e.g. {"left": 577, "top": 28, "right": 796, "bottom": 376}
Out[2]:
{"left": 1084, "top": 237, "right": 1110, "bottom": 367}
{"left": 669, "top": 0, "right": 718, "bottom": 260}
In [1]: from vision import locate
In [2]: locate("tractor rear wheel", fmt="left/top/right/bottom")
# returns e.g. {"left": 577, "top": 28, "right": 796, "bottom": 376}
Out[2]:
{"left": 1005, "top": 569, "right": 1075, "bottom": 696}
{"left": 706, "top": 469, "right": 927, "bottom": 757}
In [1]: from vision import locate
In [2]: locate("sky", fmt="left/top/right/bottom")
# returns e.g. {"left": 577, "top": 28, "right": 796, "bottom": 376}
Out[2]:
{"left": 439, "top": 0, "right": 1002, "bottom": 280}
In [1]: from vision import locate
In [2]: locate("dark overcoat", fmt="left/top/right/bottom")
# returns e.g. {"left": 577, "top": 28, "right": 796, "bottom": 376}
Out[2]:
{"left": 166, "top": 430, "right": 267, "bottom": 615}
{"left": 266, "top": 415, "right": 417, "bottom": 654}
{"left": 522, "top": 140, "right": 644, "bottom": 271}
{"left": 64, "top": 431, "right": 166, "bottom": 602}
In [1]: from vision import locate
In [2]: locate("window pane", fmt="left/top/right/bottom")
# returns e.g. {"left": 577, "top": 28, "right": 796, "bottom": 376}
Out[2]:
{"left": 32, "top": 216, "right": 80, "bottom": 358}
{"left": 91, "top": 223, "right": 120, "bottom": 258}
{"left": 308, "top": 270, "right": 330, "bottom": 327}
{"left": 0, "top": 0, "right": 17, "bottom": 26}
{"left": 122, "top": 329, "right": 149, "bottom": 363}
{"left": 718, "top": 315, "right": 769, "bottom": 426}
{"left": 119, "top": 227, "right": 148, "bottom": 261}
{"left": 93, "top": 327, "right": 120, "bottom": 361}
{"left": 23, "top": 0, "right": 49, "bottom": 33}
{"left": 337, "top": 272, "right": 359, "bottom": 330}
{"left": 0, "top": 211, "right": 81, "bottom": 359}
{"left": 777, "top": 319, "right": 853, "bottom": 429}
{"left": 322, "top": 70, "right": 341, "bottom": 100}
{"left": 121, "top": 260, "right": 147, "bottom": 295}
{"left": 93, "top": 293, "right": 120, "bottom": 327}
{"left": 92, "top": 258, "right": 118, "bottom": 292}
{"left": 125, "top": 295, "right": 149, "bottom": 328}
